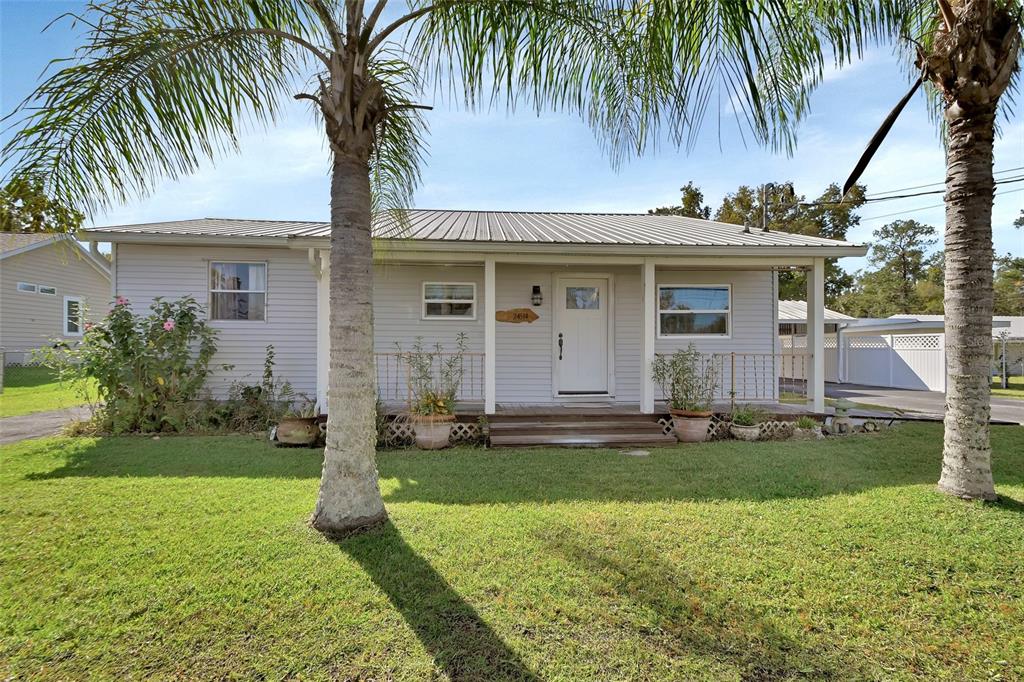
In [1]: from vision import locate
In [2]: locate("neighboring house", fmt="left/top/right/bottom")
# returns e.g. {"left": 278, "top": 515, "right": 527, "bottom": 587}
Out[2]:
{"left": 0, "top": 233, "right": 111, "bottom": 364}
{"left": 779, "top": 300, "right": 1019, "bottom": 391}
{"left": 83, "top": 212, "right": 866, "bottom": 414}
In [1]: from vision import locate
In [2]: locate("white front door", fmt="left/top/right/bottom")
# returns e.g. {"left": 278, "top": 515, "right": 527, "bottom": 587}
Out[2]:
{"left": 556, "top": 277, "right": 609, "bottom": 394}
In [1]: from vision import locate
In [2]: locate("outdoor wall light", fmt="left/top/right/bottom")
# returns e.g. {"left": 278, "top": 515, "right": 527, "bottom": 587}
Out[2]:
{"left": 531, "top": 285, "right": 543, "bottom": 306}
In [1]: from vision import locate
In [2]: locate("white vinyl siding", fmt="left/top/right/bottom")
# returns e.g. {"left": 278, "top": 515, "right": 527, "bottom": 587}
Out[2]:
{"left": 114, "top": 244, "right": 316, "bottom": 397}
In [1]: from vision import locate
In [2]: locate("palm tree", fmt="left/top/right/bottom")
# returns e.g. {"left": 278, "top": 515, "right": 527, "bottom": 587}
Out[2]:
{"left": 839, "top": 0, "right": 1020, "bottom": 501}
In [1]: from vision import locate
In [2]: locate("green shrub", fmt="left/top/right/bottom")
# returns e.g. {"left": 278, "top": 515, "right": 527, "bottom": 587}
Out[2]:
{"left": 39, "top": 296, "right": 223, "bottom": 433}
{"left": 795, "top": 415, "right": 818, "bottom": 430}
{"left": 398, "top": 333, "right": 469, "bottom": 417}
{"left": 650, "top": 343, "right": 718, "bottom": 412}
{"left": 731, "top": 404, "right": 768, "bottom": 426}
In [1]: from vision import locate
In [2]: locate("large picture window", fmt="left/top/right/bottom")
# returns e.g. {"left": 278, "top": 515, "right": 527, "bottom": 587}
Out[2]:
{"left": 657, "top": 285, "right": 730, "bottom": 337}
{"left": 210, "top": 262, "right": 267, "bottom": 321}
{"left": 422, "top": 282, "right": 476, "bottom": 319}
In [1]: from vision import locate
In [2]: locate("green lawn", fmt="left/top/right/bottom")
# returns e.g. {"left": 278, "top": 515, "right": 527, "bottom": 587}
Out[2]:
{"left": 992, "top": 375, "right": 1024, "bottom": 399}
{"left": 0, "top": 366, "right": 93, "bottom": 418}
{"left": 2, "top": 425, "right": 1022, "bottom": 680}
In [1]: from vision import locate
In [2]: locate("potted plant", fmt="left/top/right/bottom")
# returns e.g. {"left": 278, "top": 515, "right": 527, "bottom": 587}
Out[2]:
{"left": 729, "top": 405, "right": 767, "bottom": 441}
{"left": 792, "top": 415, "right": 824, "bottom": 440}
{"left": 400, "top": 334, "right": 469, "bottom": 450}
{"left": 650, "top": 343, "right": 719, "bottom": 443}
{"left": 276, "top": 396, "right": 319, "bottom": 446}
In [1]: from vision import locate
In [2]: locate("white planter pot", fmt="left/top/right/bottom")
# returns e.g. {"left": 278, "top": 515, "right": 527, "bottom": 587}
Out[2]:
{"left": 730, "top": 423, "right": 761, "bottom": 441}
{"left": 670, "top": 412, "right": 713, "bottom": 443}
{"left": 412, "top": 416, "right": 454, "bottom": 449}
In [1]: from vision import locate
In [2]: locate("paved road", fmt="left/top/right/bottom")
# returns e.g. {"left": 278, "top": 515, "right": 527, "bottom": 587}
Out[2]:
{"left": 0, "top": 406, "right": 92, "bottom": 446}
{"left": 825, "top": 384, "right": 1024, "bottom": 425}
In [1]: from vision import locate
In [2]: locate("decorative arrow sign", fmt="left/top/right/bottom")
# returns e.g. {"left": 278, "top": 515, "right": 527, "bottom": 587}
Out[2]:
{"left": 495, "top": 308, "right": 539, "bottom": 323}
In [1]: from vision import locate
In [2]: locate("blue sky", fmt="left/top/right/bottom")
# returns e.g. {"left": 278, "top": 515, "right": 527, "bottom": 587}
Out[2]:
{"left": 2, "top": 0, "right": 1021, "bottom": 273}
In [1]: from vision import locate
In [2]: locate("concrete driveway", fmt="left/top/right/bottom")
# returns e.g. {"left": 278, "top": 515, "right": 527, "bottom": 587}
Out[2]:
{"left": 825, "top": 383, "right": 1024, "bottom": 425}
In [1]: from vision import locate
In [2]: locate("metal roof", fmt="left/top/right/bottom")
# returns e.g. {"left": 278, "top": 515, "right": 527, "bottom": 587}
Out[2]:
{"left": 777, "top": 300, "right": 855, "bottom": 323}
{"left": 85, "top": 211, "right": 864, "bottom": 250}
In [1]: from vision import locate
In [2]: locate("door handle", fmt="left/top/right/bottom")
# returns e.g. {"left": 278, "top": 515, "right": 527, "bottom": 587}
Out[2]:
{"left": 558, "top": 333, "right": 564, "bottom": 360}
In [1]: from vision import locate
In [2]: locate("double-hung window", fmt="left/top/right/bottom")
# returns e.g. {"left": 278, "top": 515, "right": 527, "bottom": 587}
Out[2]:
{"left": 210, "top": 262, "right": 267, "bottom": 321}
{"left": 657, "top": 285, "right": 731, "bottom": 337}
{"left": 422, "top": 282, "right": 476, "bottom": 319}
{"left": 64, "top": 296, "right": 84, "bottom": 336}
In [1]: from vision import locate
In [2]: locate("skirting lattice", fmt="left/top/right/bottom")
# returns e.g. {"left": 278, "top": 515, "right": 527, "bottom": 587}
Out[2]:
{"left": 658, "top": 415, "right": 796, "bottom": 441}
{"left": 380, "top": 419, "right": 482, "bottom": 447}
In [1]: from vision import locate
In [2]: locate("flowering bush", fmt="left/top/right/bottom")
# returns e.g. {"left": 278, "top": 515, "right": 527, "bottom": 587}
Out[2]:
{"left": 39, "top": 296, "right": 223, "bottom": 433}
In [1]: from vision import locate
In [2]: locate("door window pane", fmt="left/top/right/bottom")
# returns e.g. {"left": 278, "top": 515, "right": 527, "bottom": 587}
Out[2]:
{"left": 565, "top": 287, "right": 600, "bottom": 310}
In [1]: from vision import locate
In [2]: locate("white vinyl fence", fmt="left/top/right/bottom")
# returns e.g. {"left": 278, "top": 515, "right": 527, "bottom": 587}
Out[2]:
{"left": 781, "top": 333, "right": 946, "bottom": 391}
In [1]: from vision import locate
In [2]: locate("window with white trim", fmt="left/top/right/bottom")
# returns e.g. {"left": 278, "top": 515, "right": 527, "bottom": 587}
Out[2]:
{"left": 657, "top": 285, "right": 731, "bottom": 336}
{"left": 39, "top": 285, "right": 56, "bottom": 295}
{"left": 210, "top": 262, "right": 267, "bottom": 321}
{"left": 16, "top": 282, "right": 36, "bottom": 293}
{"left": 64, "top": 296, "right": 84, "bottom": 336}
{"left": 422, "top": 282, "right": 476, "bottom": 319}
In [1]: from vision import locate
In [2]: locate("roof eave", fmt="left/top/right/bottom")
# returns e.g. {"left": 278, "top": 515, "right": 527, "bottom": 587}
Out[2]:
{"left": 84, "top": 229, "right": 868, "bottom": 258}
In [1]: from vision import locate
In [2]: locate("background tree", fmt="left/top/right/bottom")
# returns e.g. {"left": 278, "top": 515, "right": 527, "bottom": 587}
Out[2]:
{"left": 867, "top": 219, "right": 938, "bottom": 313}
{"left": 711, "top": 182, "right": 866, "bottom": 301}
{"left": 1014, "top": 209, "right": 1023, "bottom": 228}
{"left": 648, "top": 181, "right": 711, "bottom": 218}
{"left": 993, "top": 254, "right": 1024, "bottom": 315}
{"left": 0, "top": 176, "right": 83, "bottom": 233}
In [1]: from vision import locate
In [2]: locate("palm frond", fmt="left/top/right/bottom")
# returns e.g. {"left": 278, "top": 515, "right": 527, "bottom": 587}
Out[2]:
{"left": 1, "top": 0, "right": 325, "bottom": 216}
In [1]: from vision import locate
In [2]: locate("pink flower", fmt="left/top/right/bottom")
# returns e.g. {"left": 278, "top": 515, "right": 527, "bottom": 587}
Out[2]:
{"left": 84, "top": 322, "right": 94, "bottom": 332}
{"left": 115, "top": 296, "right": 128, "bottom": 306}
{"left": 163, "top": 318, "right": 176, "bottom": 331}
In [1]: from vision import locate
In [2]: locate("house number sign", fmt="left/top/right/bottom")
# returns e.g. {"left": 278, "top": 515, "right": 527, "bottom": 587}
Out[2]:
{"left": 495, "top": 308, "right": 539, "bottom": 323}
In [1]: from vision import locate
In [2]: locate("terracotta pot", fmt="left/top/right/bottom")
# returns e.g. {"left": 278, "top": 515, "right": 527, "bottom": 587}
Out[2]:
{"left": 277, "top": 416, "right": 319, "bottom": 446}
{"left": 669, "top": 409, "right": 713, "bottom": 443}
{"left": 412, "top": 414, "right": 455, "bottom": 450}
{"left": 730, "top": 423, "right": 761, "bottom": 442}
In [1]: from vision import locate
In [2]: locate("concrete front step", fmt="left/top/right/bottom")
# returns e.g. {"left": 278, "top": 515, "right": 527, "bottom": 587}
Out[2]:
{"left": 489, "top": 432, "right": 677, "bottom": 448}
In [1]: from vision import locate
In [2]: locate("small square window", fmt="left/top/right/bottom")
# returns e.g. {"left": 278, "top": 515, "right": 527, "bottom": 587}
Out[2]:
{"left": 423, "top": 282, "right": 476, "bottom": 319}
{"left": 210, "top": 262, "right": 267, "bottom": 321}
{"left": 38, "top": 285, "right": 56, "bottom": 295}
{"left": 64, "top": 296, "right": 83, "bottom": 336}
{"left": 17, "top": 282, "right": 37, "bottom": 293}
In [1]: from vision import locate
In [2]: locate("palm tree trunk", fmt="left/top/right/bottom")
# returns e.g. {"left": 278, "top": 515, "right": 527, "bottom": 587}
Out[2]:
{"left": 311, "top": 152, "right": 388, "bottom": 533}
{"left": 937, "top": 105, "right": 997, "bottom": 501}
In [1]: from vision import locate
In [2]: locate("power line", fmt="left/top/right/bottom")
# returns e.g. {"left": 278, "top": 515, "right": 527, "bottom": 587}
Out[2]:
{"left": 800, "top": 174, "right": 1024, "bottom": 208}
{"left": 857, "top": 186, "right": 1024, "bottom": 222}
{"left": 864, "top": 163, "right": 1024, "bottom": 196}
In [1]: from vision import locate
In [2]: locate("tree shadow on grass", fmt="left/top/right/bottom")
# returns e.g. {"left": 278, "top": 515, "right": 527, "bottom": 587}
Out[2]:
{"left": 336, "top": 520, "right": 541, "bottom": 681}
{"left": 540, "top": 523, "right": 837, "bottom": 679}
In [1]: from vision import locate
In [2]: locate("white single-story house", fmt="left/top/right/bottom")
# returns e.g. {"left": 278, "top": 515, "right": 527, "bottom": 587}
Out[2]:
{"left": 83, "top": 211, "right": 867, "bottom": 415}
{"left": 1, "top": 233, "right": 111, "bottom": 364}
{"left": 779, "top": 300, "right": 1019, "bottom": 391}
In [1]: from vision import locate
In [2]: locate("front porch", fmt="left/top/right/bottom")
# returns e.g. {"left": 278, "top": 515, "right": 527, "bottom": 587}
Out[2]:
{"left": 311, "top": 250, "right": 833, "bottom": 418}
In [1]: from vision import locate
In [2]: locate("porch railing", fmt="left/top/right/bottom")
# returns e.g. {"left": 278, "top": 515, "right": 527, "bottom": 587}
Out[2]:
{"left": 375, "top": 352, "right": 486, "bottom": 406}
{"left": 656, "top": 351, "right": 809, "bottom": 406}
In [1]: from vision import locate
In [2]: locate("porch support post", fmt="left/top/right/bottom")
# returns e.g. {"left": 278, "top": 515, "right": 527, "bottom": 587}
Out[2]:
{"left": 641, "top": 258, "right": 656, "bottom": 414}
{"left": 315, "top": 249, "right": 330, "bottom": 414}
{"left": 807, "top": 257, "right": 825, "bottom": 412}
{"left": 484, "top": 257, "right": 496, "bottom": 414}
